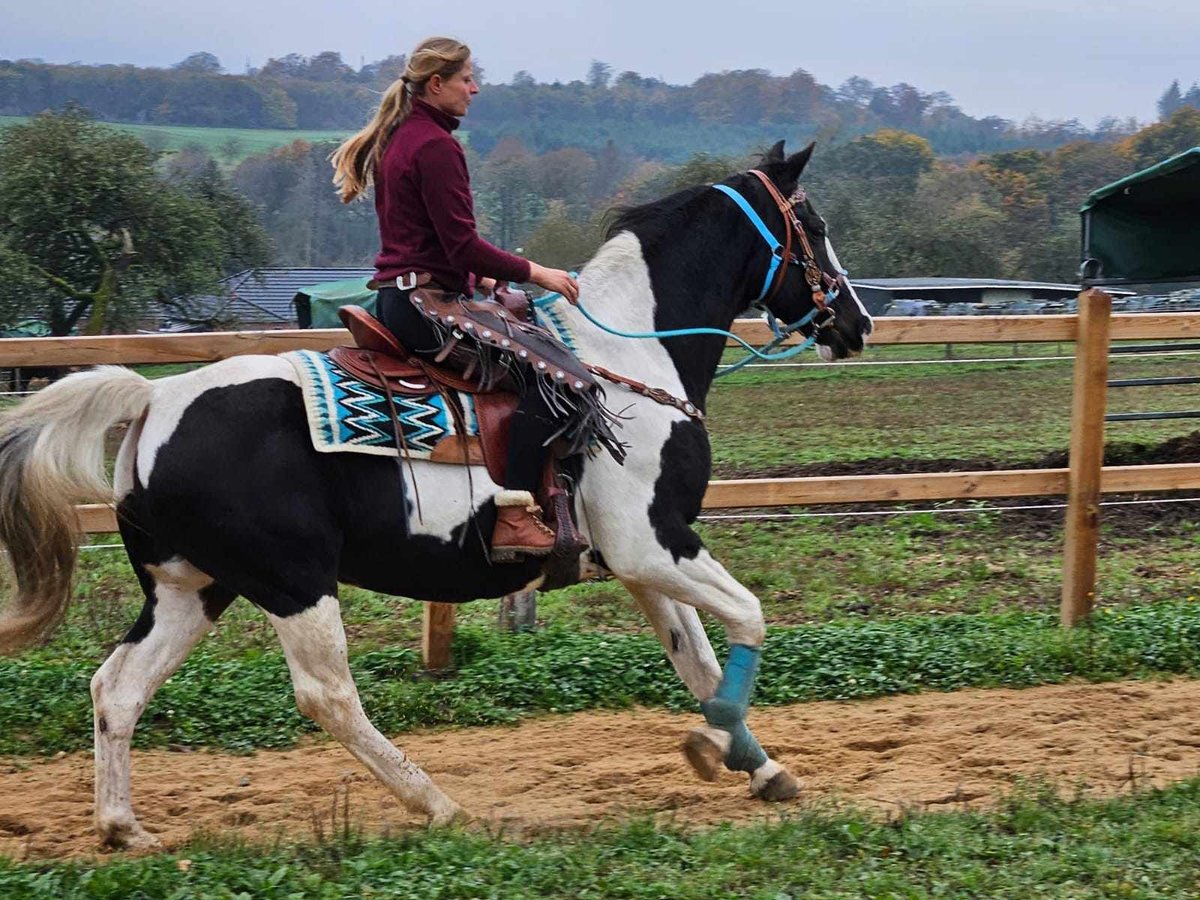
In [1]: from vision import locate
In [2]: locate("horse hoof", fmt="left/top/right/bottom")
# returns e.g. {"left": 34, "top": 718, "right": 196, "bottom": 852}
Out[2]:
{"left": 98, "top": 820, "right": 162, "bottom": 852}
{"left": 751, "top": 765, "right": 801, "bottom": 802}
{"left": 428, "top": 802, "right": 470, "bottom": 828}
{"left": 682, "top": 726, "right": 731, "bottom": 782}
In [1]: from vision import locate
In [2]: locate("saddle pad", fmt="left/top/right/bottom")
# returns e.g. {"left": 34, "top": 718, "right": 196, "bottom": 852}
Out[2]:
{"left": 531, "top": 297, "right": 579, "bottom": 352}
{"left": 285, "top": 349, "right": 478, "bottom": 458}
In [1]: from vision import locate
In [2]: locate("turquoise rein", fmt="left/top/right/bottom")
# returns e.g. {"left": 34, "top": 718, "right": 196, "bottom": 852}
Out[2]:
{"left": 532, "top": 181, "right": 843, "bottom": 377}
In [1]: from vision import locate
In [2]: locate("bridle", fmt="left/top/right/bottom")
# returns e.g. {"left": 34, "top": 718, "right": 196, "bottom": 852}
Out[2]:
{"left": 712, "top": 169, "right": 844, "bottom": 342}
{"left": 530, "top": 168, "right": 854, "bottom": 411}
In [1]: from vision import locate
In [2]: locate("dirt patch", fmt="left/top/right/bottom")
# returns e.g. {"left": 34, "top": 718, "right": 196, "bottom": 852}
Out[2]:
{"left": 712, "top": 431, "right": 1200, "bottom": 539}
{"left": 3, "top": 679, "right": 1200, "bottom": 861}
{"left": 715, "top": 430, "right": 1200, "bottom": 481}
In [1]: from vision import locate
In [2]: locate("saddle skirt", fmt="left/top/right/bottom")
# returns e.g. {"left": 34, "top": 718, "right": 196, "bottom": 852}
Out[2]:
{"left": 284, "top": 349, "right": 516, "bottom": 485}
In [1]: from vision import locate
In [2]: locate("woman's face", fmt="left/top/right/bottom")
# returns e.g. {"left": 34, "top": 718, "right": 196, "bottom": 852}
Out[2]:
{"left": 426, "top": 61, "right": 479, "bottom": 118}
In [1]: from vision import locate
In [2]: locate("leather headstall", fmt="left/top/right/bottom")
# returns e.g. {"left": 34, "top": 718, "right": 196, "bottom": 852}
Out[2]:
{"left": 747, "top": 169, "right": 839, "bottom": 329}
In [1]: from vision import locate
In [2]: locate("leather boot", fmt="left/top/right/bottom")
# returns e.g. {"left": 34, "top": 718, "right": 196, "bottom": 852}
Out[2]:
{"left": 491, "top": 490, "right": 556, "bottom": 562}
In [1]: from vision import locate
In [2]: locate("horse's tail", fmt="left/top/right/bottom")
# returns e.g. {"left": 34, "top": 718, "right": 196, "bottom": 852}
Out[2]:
{"left": 0, "top": 366, "right": 153, "bottom": 654}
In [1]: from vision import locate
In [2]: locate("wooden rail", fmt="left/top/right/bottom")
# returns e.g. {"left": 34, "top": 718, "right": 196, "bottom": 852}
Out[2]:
{"left": 73, "top": 462, "right": 1200, "bottom": 534}
{"left": 5, "top": 312, "right": 1200, "bottom": 367}
{"left": 9, "top": 304, "right": 1200, "bottom": 669}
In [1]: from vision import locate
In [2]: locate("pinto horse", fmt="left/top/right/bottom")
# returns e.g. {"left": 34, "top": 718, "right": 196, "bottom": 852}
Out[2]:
{"left": 0, "top": 141, "right": 871, "bottom": 849}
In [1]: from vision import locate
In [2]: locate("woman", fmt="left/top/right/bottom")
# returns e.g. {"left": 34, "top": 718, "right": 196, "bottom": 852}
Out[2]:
{"left": 331, "top": 37, "right": 583, "bottom": 562}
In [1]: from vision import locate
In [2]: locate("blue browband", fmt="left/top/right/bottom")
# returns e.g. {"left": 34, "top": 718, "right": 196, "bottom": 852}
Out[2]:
{"left": 532, "top": 178, "right": 844, "bottom": 377}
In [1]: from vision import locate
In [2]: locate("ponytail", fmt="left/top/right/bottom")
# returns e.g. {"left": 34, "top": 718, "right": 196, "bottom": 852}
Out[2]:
{"left": 330, "top": 37, "right": 471, "bottom": 203}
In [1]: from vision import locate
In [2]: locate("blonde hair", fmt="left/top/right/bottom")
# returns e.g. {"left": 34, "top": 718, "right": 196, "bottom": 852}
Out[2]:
{"left": 330, "top": 37, "right": 471, "bottom": 203}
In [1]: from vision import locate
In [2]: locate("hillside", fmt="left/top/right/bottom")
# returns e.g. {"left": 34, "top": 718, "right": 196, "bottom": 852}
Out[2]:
{"left": 0, "top": 56, "right": 1134, "bottom": 162}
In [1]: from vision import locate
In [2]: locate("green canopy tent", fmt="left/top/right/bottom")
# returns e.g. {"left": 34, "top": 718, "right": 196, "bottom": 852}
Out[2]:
{"left": 1080, "top": 147, "right": 1200, "bottom": 286}
{"left": 294, "top": 278, "right": 377, "bottom": 328}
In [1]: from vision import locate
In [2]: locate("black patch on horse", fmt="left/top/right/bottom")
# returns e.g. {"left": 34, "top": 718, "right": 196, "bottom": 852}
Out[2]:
{"left": 140, "top": 378, "right": 543, "bottom": 613}
{"left": 647, "top": 419, "right": 711, "bottom": 562}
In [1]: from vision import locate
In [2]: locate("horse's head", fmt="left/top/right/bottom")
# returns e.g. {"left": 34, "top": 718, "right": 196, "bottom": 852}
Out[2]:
{"left": 719, "top": 141, "right": 873, "bottom": 361}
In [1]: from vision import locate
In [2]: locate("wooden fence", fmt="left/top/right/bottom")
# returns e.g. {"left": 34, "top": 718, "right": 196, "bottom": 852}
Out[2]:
{"left": 6, "top": 291, "right": 1200, "bottom": 664}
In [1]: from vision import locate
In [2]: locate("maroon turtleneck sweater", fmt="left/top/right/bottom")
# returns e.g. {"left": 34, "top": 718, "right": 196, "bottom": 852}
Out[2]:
{"left": 373, "top": 100, "right": 531, "bottom": 294}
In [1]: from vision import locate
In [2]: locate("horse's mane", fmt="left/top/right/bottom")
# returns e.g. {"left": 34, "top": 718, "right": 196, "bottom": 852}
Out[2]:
{"left": 604, "top": 184, "right": 710, "bottom": 244}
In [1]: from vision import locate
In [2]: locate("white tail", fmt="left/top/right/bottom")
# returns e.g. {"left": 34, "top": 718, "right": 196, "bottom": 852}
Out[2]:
{"left": 0, "top": 367, "right": 153, "bottom": 654}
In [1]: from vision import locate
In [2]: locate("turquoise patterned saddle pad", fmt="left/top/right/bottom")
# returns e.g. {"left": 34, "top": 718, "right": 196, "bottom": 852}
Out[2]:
{"left": 285, "top": 349, "right": 478, "bottom": 458}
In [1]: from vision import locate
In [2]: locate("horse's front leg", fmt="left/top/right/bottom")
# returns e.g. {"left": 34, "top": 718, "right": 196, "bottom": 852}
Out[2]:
{"left": 628, "top": 578, "right": 800, "bottom": 801}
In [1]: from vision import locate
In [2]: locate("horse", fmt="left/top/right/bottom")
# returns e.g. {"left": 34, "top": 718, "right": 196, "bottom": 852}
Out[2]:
{"left": 0, "top": 140, "right": 871, "bottom": 849}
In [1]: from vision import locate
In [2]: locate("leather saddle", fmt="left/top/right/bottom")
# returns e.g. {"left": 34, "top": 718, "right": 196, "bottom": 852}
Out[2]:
{"left": 332, "top": 305, "right": 517, "bottom": 484}
{"left": 333, "top": 303, "right": 589, "bottom": 587}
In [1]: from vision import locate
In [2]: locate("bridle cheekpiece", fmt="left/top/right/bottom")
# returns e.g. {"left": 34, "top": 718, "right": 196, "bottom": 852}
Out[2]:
{"left": 712, "top": 169, "right": 844, "bottom": 342}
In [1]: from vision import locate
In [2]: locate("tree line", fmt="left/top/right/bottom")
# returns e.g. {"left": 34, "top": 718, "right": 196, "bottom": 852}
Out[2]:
{"left": 1, "top": 52, "right": 1138, "bottom": 161}
{"left": 1158, "top": 80, "right": 1200, "bottom": 120}
{"left": 222, "top": 106, "right": 1200, "bottom": 284}
{"left": 3, "top": 99, "right": 1198, "bottom": 336}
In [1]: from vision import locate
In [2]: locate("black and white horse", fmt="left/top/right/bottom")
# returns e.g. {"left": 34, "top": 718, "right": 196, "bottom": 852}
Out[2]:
{"left": 0, "top": 142, "right": 871, "bottom": 849}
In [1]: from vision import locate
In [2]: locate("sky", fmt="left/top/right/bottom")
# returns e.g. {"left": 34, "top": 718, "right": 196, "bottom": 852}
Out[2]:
{"left": 3, "top": 0, "right": 1198, "bottom": 126}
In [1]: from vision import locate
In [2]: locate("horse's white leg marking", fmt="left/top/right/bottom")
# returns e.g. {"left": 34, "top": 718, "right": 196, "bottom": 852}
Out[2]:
{"left": 266, "top": 596, "right": 463, "bottom": 824}
{"left": 618, "top": 548, "right": 765, "bottom": 648}
{"left": 632, "top": 587, "right": 789, "bottom": 794}
{"left": 90, "top": 558, "right": 216, "bottom": 849}
{"left": 632, "top": 588, "right": 721, "bottom": 698}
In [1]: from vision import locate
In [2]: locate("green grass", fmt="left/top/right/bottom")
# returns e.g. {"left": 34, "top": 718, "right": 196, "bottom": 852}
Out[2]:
{"left": 5, "top": 601, "right": 1200, "bottom": 756}
{"left": 54, "top": 505, "right": 1200, "bottom": 664}
{"left": 0, "top": 115, "right": 350, "bottom": 163}
{"left": 709, "top": 348, "right": 1200, "bottom": 470}
{"left": 4, "top": 781, "right": 1200, "bottom": 897}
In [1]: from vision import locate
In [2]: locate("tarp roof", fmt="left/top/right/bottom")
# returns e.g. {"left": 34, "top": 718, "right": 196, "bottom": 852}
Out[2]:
{"left": 1080, "top": 147, "right": 1200, "bottom": 285}
{"left": 294, "top": 275, "right": 377, "bottom": 328}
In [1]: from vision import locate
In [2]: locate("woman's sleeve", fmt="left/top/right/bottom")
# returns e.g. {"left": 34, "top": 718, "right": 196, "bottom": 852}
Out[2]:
{"left": 415, "top": 138, "right": 532, "bottom": 284}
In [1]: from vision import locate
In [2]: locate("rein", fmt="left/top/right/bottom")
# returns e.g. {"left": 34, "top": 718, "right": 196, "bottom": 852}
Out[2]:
{"left": 530, "top": 168, "right": 848, "bottom": 411}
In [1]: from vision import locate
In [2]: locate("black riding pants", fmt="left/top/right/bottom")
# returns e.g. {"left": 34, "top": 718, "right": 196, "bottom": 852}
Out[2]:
{"left": 377, "top": 286, "right": 556, "bottom": 493}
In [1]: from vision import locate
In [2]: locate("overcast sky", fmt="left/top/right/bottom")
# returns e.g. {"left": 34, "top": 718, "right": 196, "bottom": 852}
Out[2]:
{"left": 4, "top": 0, "right": 1197, "bottom": 125}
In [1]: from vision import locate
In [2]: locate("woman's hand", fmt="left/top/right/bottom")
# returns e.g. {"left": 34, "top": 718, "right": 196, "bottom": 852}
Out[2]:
{"left": 528, "top": 263, "right": 579, "bottom": 304}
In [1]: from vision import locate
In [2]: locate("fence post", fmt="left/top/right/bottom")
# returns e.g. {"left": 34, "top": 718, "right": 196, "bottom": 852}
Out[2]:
{"left": 422, "top": 602, "right": 456, "bottom": 670}
{"left": 1060, "top": 288, "right": 1112, "bottom": 627}
{"left": 499, "top": 589, "right": 538, "bottom": 631}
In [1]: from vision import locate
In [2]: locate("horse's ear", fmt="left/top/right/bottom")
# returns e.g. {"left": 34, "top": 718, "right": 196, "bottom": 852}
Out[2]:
{"left": 765, "top": 140, "right": 786, "bottom": 163}
{"left": 784, "top": 142, "right": 816, "bottom": 181}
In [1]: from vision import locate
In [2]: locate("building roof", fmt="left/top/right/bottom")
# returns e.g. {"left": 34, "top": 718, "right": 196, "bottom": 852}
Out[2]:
{"left": 850, "top": 278, "right": 1092, "bottom": 294}
{"left": 189, "top": 267, "right": 376, "bottom": 326}
{"left": 1080, "top": 147, "right": 1200, "bottom": 285}
{"left": 1081, "top": 147, "right": 1200, "bottom": 213}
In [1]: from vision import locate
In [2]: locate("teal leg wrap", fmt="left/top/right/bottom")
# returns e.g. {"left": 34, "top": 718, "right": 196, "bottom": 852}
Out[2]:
{"left": 700, "top": 644, "right": 768, "bottom": 774}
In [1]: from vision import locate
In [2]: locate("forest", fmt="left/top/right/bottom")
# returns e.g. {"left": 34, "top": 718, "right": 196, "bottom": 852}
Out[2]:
{"left": 2, "top": 49, "right": 1200, "bottom": 332}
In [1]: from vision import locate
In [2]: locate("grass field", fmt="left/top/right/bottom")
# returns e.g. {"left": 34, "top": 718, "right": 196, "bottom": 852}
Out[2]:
{"left": 0, "top": 115, "right": 351, "bottom": 163}
{"left": 0, "top": 115, "right": 480, "bottom": 163}
{"left": 710, "top": 344, "right": 1200, "bottom": 470}
{"left": 2, "top": 347, "right": 1199, "bottom": 888}
{"left": 4, "top": 781, "right": 1200, "bottom": 897}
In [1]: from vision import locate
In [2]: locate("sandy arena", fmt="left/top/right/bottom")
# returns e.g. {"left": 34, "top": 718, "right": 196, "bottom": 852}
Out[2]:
{"left": 3, "top": 678, "right": 1200, "bottom": 860}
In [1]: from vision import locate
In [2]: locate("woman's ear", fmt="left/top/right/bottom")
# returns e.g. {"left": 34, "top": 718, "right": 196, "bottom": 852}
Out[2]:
{"left": 427, "top": 74, "right": 442, "bottom": 95}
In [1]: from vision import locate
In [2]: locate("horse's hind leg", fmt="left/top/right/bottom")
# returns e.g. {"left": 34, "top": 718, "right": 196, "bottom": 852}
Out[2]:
{"left": 265, "top": 595, "right": 464, "bottom": 824}
{"left": 632, "top": 588, "right": 799, "bottom": 800}
{"left": 90, "top": 559, "right": 235, "bottom": 849}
